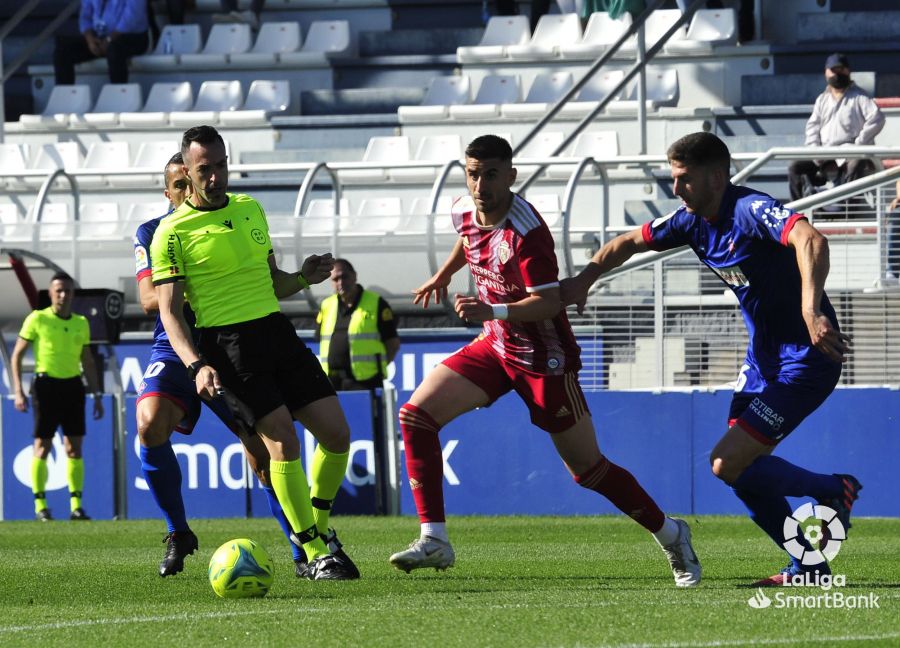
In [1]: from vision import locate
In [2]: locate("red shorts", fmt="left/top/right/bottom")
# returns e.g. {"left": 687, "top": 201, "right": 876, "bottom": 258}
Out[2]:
{"left": 442, "top": 336, "right": 589, "bottom": 433}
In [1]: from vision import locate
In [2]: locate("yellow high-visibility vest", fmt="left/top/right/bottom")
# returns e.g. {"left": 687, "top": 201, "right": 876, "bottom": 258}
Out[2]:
{"left": 317, "top": 290, "right": 387, "bottom": 381}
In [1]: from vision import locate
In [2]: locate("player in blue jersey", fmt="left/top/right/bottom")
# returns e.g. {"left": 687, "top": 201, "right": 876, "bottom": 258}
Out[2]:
{"left": 562, "top": 132, "right": 861, "bottom": 586}
{"left": 134, "top": 153, "right": 309, "bottom": 577}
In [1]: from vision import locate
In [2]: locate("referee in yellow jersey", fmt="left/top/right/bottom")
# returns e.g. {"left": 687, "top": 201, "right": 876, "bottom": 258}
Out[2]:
{"left": 149, "top": 125, "right": 357, "bottom": 580}
{"left": 11, "top": 272, "right": 103, "bottom": 521}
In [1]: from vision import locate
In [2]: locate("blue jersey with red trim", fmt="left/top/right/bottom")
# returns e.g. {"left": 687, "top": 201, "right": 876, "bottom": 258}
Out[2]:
{"left": 641, "top": 184, "right": 839, "bottom": 369}
{"left": 134, "top": 213, "right": 198, "bottom": 361}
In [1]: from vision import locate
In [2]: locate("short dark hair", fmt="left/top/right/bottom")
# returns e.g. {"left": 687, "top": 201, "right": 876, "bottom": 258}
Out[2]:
{"left": 667, "top": 132, "right": 731, "bottom": 174}
{"left": 164, "top": 151, "right": 184, "bottom": 185}
{"left": 181, "top": 125, "right": 225, "bottom": 158}
{"left": 465, "top": 134, "right": 513, "bottom": 162}
{"left": 333, "top": 258, "right": 356, "bottom": 274}
{"left": 50, "top": 271, "right": 74, "bottom": 285}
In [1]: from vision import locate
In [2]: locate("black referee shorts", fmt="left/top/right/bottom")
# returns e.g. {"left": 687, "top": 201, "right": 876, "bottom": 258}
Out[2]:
{"left": 198, "top": 312, "right": 336, "bottom": 422}
{"left": 31, "top": 375, "right": 86, "bottom": 439}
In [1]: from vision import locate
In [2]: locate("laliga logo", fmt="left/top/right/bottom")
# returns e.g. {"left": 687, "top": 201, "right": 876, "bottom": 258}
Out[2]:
{"left": 783, "top": 502, "right": 846, "bottom": 565}
{"left": 13, "top": 437, "right": 69, "bottom": 490}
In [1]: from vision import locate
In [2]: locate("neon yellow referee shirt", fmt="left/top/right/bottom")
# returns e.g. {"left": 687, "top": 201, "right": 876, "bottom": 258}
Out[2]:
{"left": 149, "top": 193, "right": 279, "bottom": 328}
{"left": 18, "top": 307, "right": 90, "bottom": 378}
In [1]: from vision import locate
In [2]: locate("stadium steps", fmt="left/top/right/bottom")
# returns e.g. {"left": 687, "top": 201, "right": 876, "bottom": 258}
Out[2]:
{"left": 300, "top": 86, "right": 426, "bottom": 116}
{"left": 796, "top": 10, "right": 900, "bottom": 44}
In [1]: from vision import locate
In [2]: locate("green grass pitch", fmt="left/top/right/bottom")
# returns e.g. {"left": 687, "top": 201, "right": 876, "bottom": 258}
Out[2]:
{"left": 1, "top": 516, "right": 898, "bottom": 647}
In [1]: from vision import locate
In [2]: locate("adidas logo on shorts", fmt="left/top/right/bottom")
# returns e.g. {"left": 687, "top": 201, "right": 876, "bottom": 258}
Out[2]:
{"left": 555, "top": 406, "right": 571, "bottom": 418}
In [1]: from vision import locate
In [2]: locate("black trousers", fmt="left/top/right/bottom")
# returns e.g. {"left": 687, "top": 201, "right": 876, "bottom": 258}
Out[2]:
{"left": 787, "top": 158, "right": 876, "bottom": 202}
{"left": 53, "top": 32, "right": 149, "bottom": 85}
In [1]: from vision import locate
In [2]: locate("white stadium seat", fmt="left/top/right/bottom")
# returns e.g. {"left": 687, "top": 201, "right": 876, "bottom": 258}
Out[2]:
{"left": 516, "top": 131, "right": 565, "bottom": 177}
{"left": 527, "top": 193, "right": 562, "bottom": 229}
{"left": 34, "top": 203, "right": 71, "bottom": 240}
{"left": 644, "top": 9, "right": 687, "bottom": 49}
{"left": 0, "top": 203, "right": 28, "bottom": 242}
{"left": 449, "top": 75, "right": 520, "bottom": 120}
{"left": 280, "top": 20, "right": 352, "bottom": 66}
{"left": 133, "top": 24, "right": 202, "bottom": 70}
{"left": 502, "top": 72, "right": 573, "bottom": 119}
{"left": 20, "top": 85, "right": 92, "bottom": 129}
{"left": 302, "top": 198, "right": 352, "bottom": 236}
{"left": 0, "top": 144, "right": 30, "bottom": 188}
{"left": 457, "top": 15, "right": 530, "bottom": 63}
{"left": 407, "top": 195, "right": 455, "bottom": 234}
{"left": 79, "top": 203, "right": 122, "bottom": 239}
{"left": 180, "top": 23, "right": 253, "bottom": 66}
{"left": 558, "top": 69, "right": 626, "bottom": 119}
{"left": 219, "top": 80, "right": 291, "bottom": 126}
{"left": 231, "top": 22, "right": 302, "bottom": 68}
{"left": 119, "top": 82, "right": 194, "bottom": 128}
{"left": 665, "top": 8, "right": 737, "bottom": 53}
{"left": 506, "top": 13, "right": 582, "bottom": 60}
{"left": 342, "top": 136, "right": 411, "bottom": 184}
{"left": 398, "top": 76, "right": 471, "bottom": 122}
{"left": 606, "top": 68, "right": 679, "bottom": 113}
{"left": 80, "top": 141, "right": 132, "bottom": 188}
{"left": 82, "top": 84, "right": 143, "bottom": 128}
{"left": 170, "top": 80, "right": 244, "bottom": 127}
{"left": 547, "top": 130, "right": 619, "bottom": 179}
{"left": 391, "top": 134, "right": 462, "bottom": 184}
{"left": 126, "top": 201, "right": 171, "bottom": 223}
{"left": 353, "top": 197, "right": 405, "bottom": 233}
{"left": 559, "top": 11, "right": 636, "bottom": 59}
{"left": 129, "top": 141, "right": 181, "bottom": 187}
{"left": 30, "top": 142, "right": 82, "bottom": 173}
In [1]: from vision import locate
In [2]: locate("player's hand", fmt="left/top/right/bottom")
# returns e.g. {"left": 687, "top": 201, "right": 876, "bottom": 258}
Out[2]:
{"left": 92, "top": 396, "right": 104, "bottom": 420}
{"left": 806, "top": 313, "right": 851, "bottom": 363}
{"left": 195, "top": 365, "right": 222, "bottom": 399}
{"left": 560, "top": 275, "right": 589, "bottom": 315}
{"left": 301, "top": 253, "right": 335, "bottom": 285}
{"left": 14, "top": 392, "right": 28, "bottom": 413}
{"left": 454, "top": 294, "right": 493, "bottom": 322}
{"left": 85, "top": 33, "right": 104, "bottom": 57}
{"left": 412, "top": 273, "right": 450, "bottom": 308}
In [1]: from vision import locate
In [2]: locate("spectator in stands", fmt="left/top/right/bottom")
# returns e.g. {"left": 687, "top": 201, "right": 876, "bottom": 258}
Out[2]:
{"left": 10, "top": 272, "right": 104, "bottom": 522}
{"left": 213, "top": 0, "right": 264, "bottom": 30}
{"left": 54, "top": 0, "right": 149, "bottom": 86}
{"left": 787, "top": 53, "right": 885, "bottom": 202}
{"left": 147, "top": 0, "right": 187, "bottom": 46}
{"left": 316, "top": 259, "right": 400, "bottom": 391}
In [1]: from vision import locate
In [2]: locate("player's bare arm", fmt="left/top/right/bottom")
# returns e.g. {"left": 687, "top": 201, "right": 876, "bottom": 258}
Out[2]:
{"left": 413, "top": 238, "right": 467, "bottom": 308}
{"left": 268, "top": 253, "right": 335, "bottom": 299}
{"left": 10, "top": 336, "right": 30, "bottom": 413}
{"left": 561, "top": 228, "right": 649, "bottom": 314}
{"left": 138, "top": 276, "right": 159, "bottom": 314}
{"left": 454, "top": 286, "right": 562, "bottom": 323}
{"left": 788, "top": 218, "right": 851, "bottom": 363}
{"left": 81, "top": 346, "right": 104, "bottom": 420}
{"left": 156, "top": 281, "right": 220, "bottom": 397}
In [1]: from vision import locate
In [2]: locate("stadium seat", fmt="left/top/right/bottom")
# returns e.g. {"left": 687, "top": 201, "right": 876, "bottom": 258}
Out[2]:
{"left": 342, "top": 136, "right": 411, "bottom": 184}
{"left": 352, "top": 197, "right": 405, "bottom": 234}
{"left": 81, "top": 84, "right": 143, "bottom": 128}
{"left": 79, "top": 203, "right": 122, "bottom": 239}
{"left": 119, "top": 82, "right": 194, "bottom": 128}
{"left": 558, "top": 69, "right": 626, "bottom": 118}
{"left": 644, "top": 9, "right": 687, "bottom": 49}
{"left": 506, "top": 13, "right": 582, "bottom": 60}
{"left": 559, "top": 11, "right": 635, "bottom": 59}
{"left": 30, "top": 142, "right": 82, "bottom": 174}
{"left": 180, "top": 23, "right": 253, "bottom": 67}
{"left": 391, "top": 134, "right": 463, "bottom": 184}
{"left": 0, "top": 203, "right": 28, "bottom": 242}
{"left": 606, "top": 68, "right": 679, "bottom": 113}
{"left": 501, "top": 72, "right": 574, "bottom": 119}
{"left": 218, "top": 80, "right": 291, "bottom": 126}
{"left": 0, "top": 144, "right": 29, "bottom": 188}
{"left": 34, "top": 203, "right": 71, "bottom": 240}
{"left": 526, "top": 193, "right": 562, "bottom": 229}
{"left": 80, "top": 141, "right": 132, "bottom": 188}
{"left": 407, "top": 195, "right": 455, "bottom": 235}
{"left": 169, "top": 80, "right": 244, "bottom": 127}
{"left": 230, "top": 22, "right": 302, "bottom": 68}
{"left": 398, "top": 76, "right": 471, "bottom": 122}
{"left": 302, "top": 198, "right": 352, "bottom": 236}
{"left": 516, "top": 131, "right": 565, "bottom": 178}
{"left": 457, "top": 15, "right": 530, "bottom": 63}
{"left": 546, "top": 130, "right": 619, "bottom": 179}
{"left": 130, "top": 140, "right": 181, "bottom": 187}
{"left": 449, "top": 75, "right": 520, "bottom": 120}
{"left": 19, "top": 85, "right": 92, "bottom": 129}
{"left": 132, "top": 24, "right": 202, "bottom": 70}
{"left": 279, "top": 20, "right": 352, "bottom": 66}
{"left": 665, "top": 8, "right": 737, "bottom": 53}
{"left": 126, "top": 201, "right": 170, "bottom": 223}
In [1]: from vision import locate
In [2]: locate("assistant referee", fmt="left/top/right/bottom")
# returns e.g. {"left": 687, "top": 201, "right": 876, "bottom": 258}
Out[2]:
{"left": 149, "top": 125, "right": 357, "bottom": 580}
{"left": 11, "top": 272, "right": 103, "bottom": 521}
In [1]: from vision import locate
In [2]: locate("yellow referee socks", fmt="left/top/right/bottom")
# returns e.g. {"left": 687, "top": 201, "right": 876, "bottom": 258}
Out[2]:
{"left": 310, "top": 445, "right": 349, "bottom": 535}
{"left": 269, "top": 459, "right": 329, "bottom": 560}
{"left": 31, "top": 457, "right": 48, "bottom": 514}
{"left": 67, "top": 457, "right": 85, "bottom": 512}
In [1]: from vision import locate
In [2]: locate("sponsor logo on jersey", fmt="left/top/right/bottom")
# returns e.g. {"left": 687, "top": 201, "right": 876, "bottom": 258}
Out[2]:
{"left": 462, "top": 235, "right": 470, "bottom": 248}
{"left": 471, "top": 264, "right": 508, "bottom": 294}
{"left": 709, "top": 263, "right": 749, "bottom": 287}
{"left": 134, "top": 245, "right": 149, "bottom": 272}
{"left": 749, "top": 396, "right": 785, "bottom": 431}
{"left": 547, "top": 358, "right": 560, "bottom": 370}
{"left": 498, "top": 241, "right": 511, "bottom": 264}
{"left": 166, "top": 234, "right": 178, "bottom": 268}
{"left": 751, "top": 200, "right": 793, "bottom": 229}
{"left": 651, "top": 211, "right": 677, "bottom": 229}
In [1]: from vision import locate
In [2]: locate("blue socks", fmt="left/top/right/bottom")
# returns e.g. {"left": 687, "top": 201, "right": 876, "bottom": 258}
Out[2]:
{"left": 733, "top": 455, "right": 842, "bottom": 500}
{"left": 140, "top": 441, "right": 188, "bottom": 534}
{"left": 263, "top": 486, "right": 304, "bottom": 561}
{"left": 733, "top": 488, "right": 814, "bottom": 573}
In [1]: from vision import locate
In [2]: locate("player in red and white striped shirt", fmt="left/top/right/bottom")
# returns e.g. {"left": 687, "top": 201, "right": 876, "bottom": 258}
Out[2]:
{"left": 389, "top": 135, "right": 701, "bottom": 587}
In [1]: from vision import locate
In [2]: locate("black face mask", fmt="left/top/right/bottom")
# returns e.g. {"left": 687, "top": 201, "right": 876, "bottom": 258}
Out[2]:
{"left": 828, "top": 73, "right": 851, "bottom": 89}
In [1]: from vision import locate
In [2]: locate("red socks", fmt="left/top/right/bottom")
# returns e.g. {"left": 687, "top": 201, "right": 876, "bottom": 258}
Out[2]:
{"left": 399, "top": 403, "right": 445, "bottom": 523}
{"left": 575, "top": 456, "right": 665, "bottom": 533}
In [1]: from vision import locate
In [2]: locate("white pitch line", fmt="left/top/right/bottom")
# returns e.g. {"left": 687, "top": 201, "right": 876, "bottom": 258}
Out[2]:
{"left": 0, "top": 609, "right": 284, "bottom": 635}
{"left": 593, "top": 633, "right": 900, "bottom": 648}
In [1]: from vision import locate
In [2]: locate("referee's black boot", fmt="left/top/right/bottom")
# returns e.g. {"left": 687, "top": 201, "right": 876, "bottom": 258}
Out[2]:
{"left": 159, "top": 530, "right": 199, "bottom": 577}
{"left": 36, "top": 509, "right": 53, "bottom": 522}
{"left": 70, "top": 508, "right": 91, "bottom": 520}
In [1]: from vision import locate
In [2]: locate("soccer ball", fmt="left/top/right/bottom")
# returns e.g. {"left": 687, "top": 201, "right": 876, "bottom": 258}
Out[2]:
{"left": 208, "top": 538, "right": 274, "bottom": 599}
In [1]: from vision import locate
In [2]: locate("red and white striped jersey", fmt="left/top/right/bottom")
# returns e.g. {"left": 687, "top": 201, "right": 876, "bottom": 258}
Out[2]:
{"left": 451, "top": 193, "right": 581, "bottom": 375}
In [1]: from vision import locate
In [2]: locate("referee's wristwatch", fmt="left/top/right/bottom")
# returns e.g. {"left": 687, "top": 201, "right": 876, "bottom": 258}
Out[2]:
{"left": 186, "top": 360, "right": 207, "bottom": 381}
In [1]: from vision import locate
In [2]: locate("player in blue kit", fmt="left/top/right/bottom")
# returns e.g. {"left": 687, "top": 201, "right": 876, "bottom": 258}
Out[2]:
{"left": 133, "top": 153, "right": 308, "bottom": 577}
{"left": 562, "top": 132, "right": 862, "bottom": 586}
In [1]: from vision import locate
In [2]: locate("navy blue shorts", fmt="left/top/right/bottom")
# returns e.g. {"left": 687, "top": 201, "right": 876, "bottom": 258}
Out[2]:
{"left": 136, "top": 355, "right": 235, "bottom": 434}
{"left": 728, "top": 358, "right": 841, "bottom": 445}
